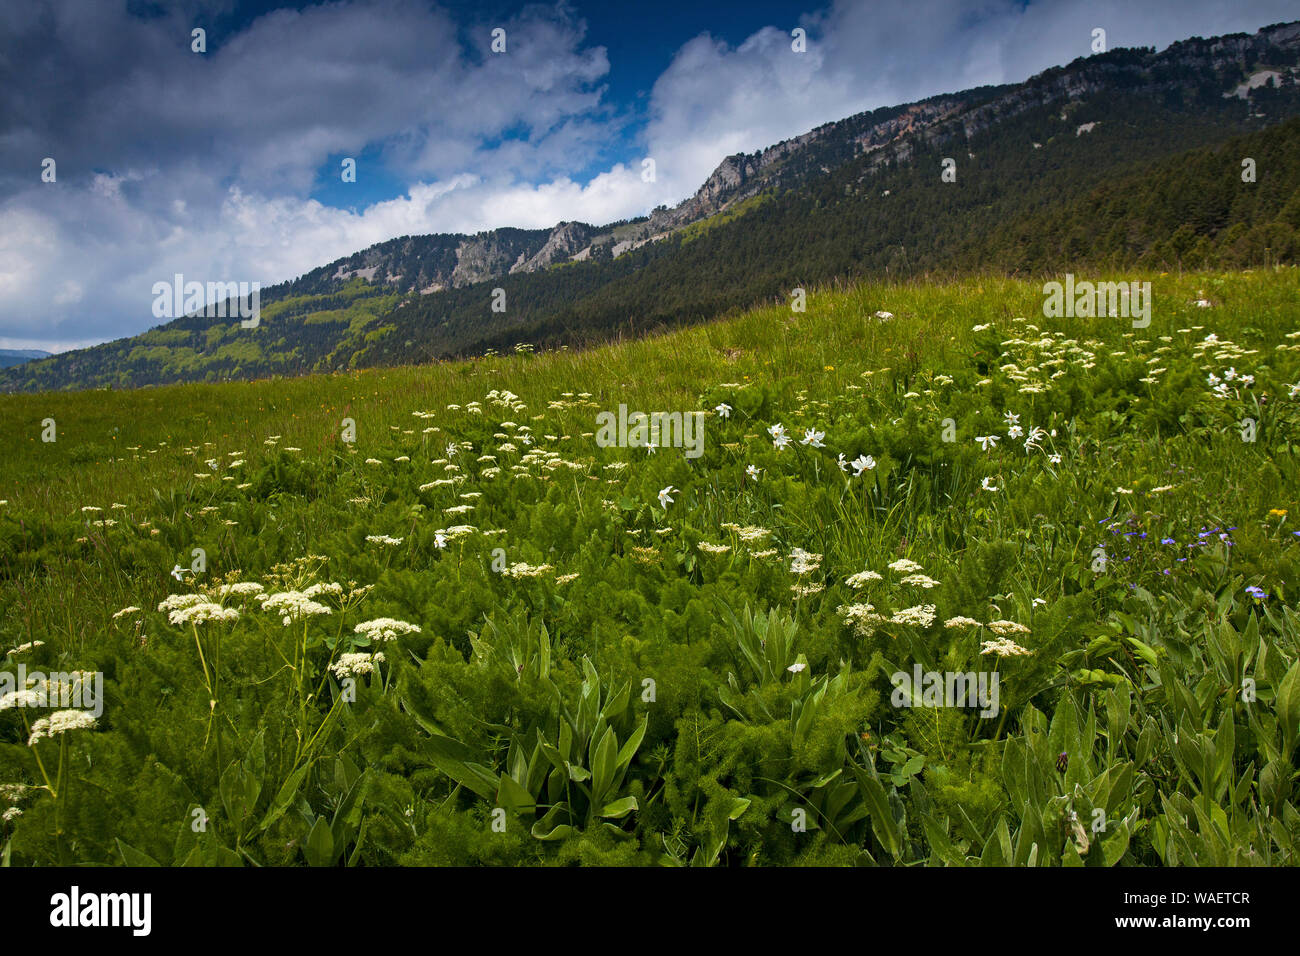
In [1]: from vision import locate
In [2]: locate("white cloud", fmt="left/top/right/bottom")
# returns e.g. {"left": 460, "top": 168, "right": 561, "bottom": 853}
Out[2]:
{"left": 2, "top": 0, "right": 1298, "bottom": 350}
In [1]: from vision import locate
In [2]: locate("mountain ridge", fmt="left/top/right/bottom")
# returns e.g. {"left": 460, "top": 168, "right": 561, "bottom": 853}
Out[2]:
{"left": 5, "top": 19, "right": 1300, "bottom": 392}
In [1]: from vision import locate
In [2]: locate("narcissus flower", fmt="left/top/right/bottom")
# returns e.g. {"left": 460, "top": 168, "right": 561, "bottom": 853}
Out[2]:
{"left": 851, "top": 455, "right": 875, "bottom": 476}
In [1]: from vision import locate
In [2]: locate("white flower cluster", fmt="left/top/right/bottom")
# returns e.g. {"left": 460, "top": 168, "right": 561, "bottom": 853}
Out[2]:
{"left": 353, "top": 618, "right": 421, "bottom": 643}
{"left": 890, "top": 605, "right": 937, "bottom": 628}
{"left": 503, "top": 562, "right": 555, "bottom": 579}
{"left": 845, "top": 570, "right": 883, "bottom": 588}
{"left": 28, "top": 709, "right": 97, "bottom": 746}
{"left": 981, "top": 637, "right": 1032, "bottom": 657}
{"left": 260, "top": 591, "right": 333, "bottom": 624}
{"left": 330, "top": 652, "right": 386, "bottom": 678}
{"left": 838, "top": 603, "right": 886, "bottom": 637}
{"left": 790, "top": 548, "right": 822, "bottom": 575}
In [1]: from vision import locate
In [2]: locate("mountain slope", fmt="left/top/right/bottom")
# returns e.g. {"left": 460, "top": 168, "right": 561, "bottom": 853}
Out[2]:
{"left": 0, "top": 350, "right": 51, "bottom": 369}
{"left": 5, "top": 20, "right": 1300, "bottom": 393}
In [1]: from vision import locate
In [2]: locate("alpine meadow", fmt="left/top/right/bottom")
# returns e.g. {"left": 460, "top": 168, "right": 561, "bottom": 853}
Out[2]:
{"left": 4, "top": 2, "right": 1300, "bottom": 890}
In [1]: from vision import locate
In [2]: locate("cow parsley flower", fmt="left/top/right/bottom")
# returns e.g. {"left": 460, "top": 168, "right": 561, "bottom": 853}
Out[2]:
{"left": 890, "top": 605, "right": 937, "bottom": 628}
{"left": 888, "top": 558, "right": 924, "bottom": 574}
{"left": 790, "top": 548, "right": 822, "bottom": 575}
{"left": 845, "top": 570, "right": 883, "bottom": 588}
{"left": 331, "top": 652, "right": 386, "bottom": 678}
{"left": 28, "top": 709, "right": 97, "bottom": 745}
{"left": 260, "top": 591, "right": 333, "bottom": 623}
{"left": 353, "top": 618, "right": 421, "bottom": 643}
{"left": 899, "top": 573, "right": 940, "bottom": 589}
{"left": 981, "top": 637, "right": 1032, "bottom": 657}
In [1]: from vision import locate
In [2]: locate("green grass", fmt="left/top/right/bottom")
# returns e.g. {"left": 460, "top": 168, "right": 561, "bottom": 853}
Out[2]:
{"left": 1, "top": 268, "right": 1299, "bottom": 866}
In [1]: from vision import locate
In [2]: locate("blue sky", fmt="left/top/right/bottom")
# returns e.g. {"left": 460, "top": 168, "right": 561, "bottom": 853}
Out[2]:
{"left": 2, "top": 0, "right": 1298, "bottom": 351}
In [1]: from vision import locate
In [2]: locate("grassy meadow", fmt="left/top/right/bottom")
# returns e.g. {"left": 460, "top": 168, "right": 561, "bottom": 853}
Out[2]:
{"left": 2, "top": 269, "right": 1299, "bottom": 865}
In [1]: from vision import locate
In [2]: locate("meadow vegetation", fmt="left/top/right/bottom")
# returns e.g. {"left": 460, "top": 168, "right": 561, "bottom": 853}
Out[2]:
{"left": 1, "top": 269, "right": 1298, "bottom": 865}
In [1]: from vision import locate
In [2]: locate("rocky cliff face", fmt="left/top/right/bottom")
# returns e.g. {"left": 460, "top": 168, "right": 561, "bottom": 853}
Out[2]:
{"left": 277, "top": 20, "right": 1300, "bottom": 302}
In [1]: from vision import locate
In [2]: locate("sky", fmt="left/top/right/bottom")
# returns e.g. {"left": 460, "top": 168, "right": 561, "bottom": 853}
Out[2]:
{"left": 2, "top": 0, "right": 1298, "bottom": 352}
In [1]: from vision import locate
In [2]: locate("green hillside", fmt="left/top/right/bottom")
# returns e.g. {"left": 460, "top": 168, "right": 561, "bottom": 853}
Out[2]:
{"left": 2, "top": 268, "right": 1299, "bottom": 865}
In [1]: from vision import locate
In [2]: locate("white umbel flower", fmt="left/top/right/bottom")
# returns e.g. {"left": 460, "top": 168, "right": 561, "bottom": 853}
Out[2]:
{"left": 28, "top": 709, "right": 97, "bottom": 745}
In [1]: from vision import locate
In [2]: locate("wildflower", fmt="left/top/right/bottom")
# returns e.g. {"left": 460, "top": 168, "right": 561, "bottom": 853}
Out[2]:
{"left": 1048, "top": 453, "right": 1062, "bottom": 465}
{"left": 5, "top": 640, "right": 45, "bottom": 656}
{"left": 746, "top": 464, "right": 761, "bottom": 480}
{"left": 715, "top": 403, "right": 732, "bottom": 419}
{"left": 851, "top": 455, "right": 876, "bottom": 476}
{"left": 836, "top": 453, "right": 848, "bottom": 472}
{"left": 845, "top": 570, "right": 883, "bottom": 588}
{"left": 215, "top": 582, "right": 265, "bottom": 599}
{"left": 980, "top": 637, "right": 1032, "bottom": 657}
{"left": 944, "top": 616, "right": 981, "bottom": 629}
{"left": 790, "top": 548, "right": 823, "bottom": 575}
{"left": 260, "top": 592, "right": 332, "bottom": 623}
{"left": 769, "top": 424, "right": 790, "bottom": 451}
{"left": 801, "top": 429, "right": 826, "bottom": 448}
{"left": 838, "top": 602, "right": 886, "bottom": 637}
{"left": 353, "top": 618, "right": 421, "bottom": 643}
{"left": 1004, "top": 411, "right": 1020, "bottom": 426}
{"left": 503, "top": 562, "right": 555, "bottom": 578}
{"left": 658, "top": 486, "right": 677, "bottom": 509}
{"left": 888, "top": 558, "right": 924, "bottom": 574}
{"left": 899, "top": 573, "right": 940, "bottom": 589}
{"left": 986, "top": 620, "right": 1030, "bottom": 637}
{"left": 1007, "top": 424, "right": 1024, "bottom": 440}
{"left": 1245, "top": 585, "right": 1267, "bottom": 601}
{"left": 168, "top": 602, "right": 239, "bottom": 626}
{"left": 28, "top": 710, "right": 97, "bottom": 746}
{"left": 111, "top": 607, "right": 141, "bottom": 620}
{"left": 890, "top": 605, "right": 937, "bottom": 628}
{"left": 365, "top": 534, "right": 404, "bottom": 546}
{"left": 975, "top": 435, "right": 999, "bottom": 450}
{"left": 981, "top": 476, "right": 998, "bottom": 492}
{"left": 331, "top": 652, "right": 385, "bottom": 679}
